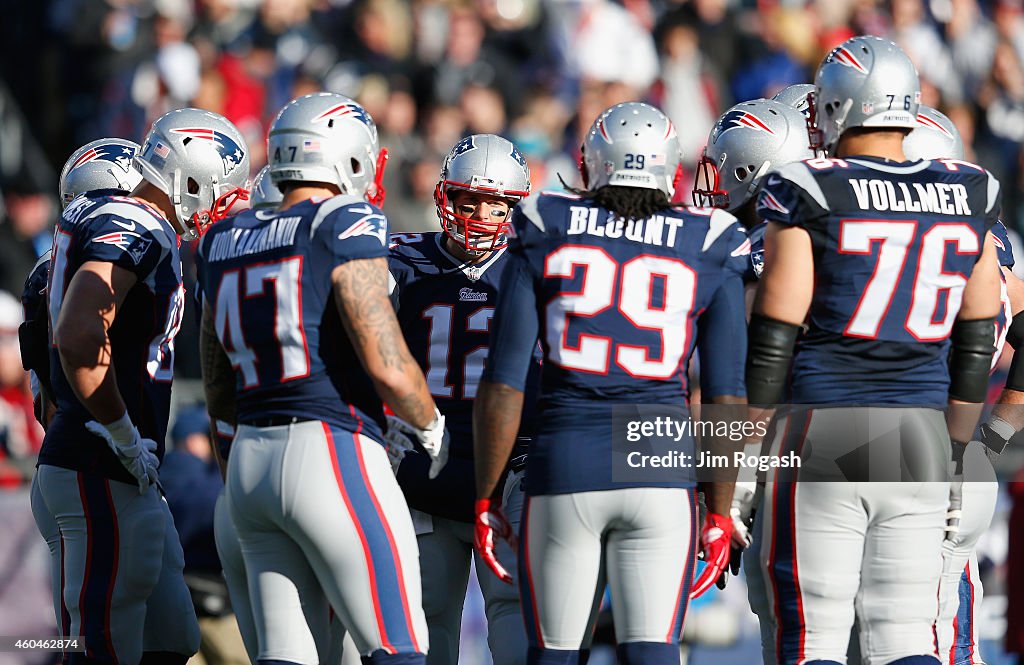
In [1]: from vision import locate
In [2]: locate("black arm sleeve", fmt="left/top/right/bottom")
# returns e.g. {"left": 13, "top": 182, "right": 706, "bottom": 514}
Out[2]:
{"left": 948, "top": 318, "right": 996, "bottom": 403}
{"left": 1006, "top": 309, "right": 1024, "bottom": 351}
{"left": 745, "top": 313, "right": 801, "bottom": 406}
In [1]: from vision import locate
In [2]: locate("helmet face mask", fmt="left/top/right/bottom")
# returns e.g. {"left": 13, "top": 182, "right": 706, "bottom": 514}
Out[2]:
{"left": 581, "top": 102, "right": 683, "bottom": 198}
{"left": 810, "top": 36, "right": 921, "bottom": 154}
{"left": 135, "top": 108, "right": 251, "bottom": 240}
{"left": 268, "top": 93, "right": 387, "bottom": 206}
{"left": 434, "top": 134, "right": 530, "bottom": 255}
{"left": 693, "top": 99, "right": 814, "bottom": 211}
{"left": 60, "top": 138, "right": 143, "bottom": 208}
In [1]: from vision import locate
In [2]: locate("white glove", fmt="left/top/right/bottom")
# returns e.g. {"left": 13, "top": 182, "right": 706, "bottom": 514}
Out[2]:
{"left": 86, "top": 413, "right": 159, "bottom": 494}
{"left": 387, "top": 408, "right": 450, "bottom": 479}
{"left": 730, "top": 479, "right": 757, "bottom": 549}
{"left": 383, "top": 416, "right": 416, "bottom": 474}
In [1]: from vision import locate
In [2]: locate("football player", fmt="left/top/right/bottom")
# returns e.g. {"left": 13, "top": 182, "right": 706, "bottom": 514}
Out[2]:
{"left": 35, "top": 109, "right": 250, "bottom": 665}
{"left": 196, "top": 92, "right": 442, "bottom": 665}
{"left": 904, "top": 105, "right": 1015, "bottom": 665}
{"left": 747, "top": 36, "right": 1002, "bottom": 665}
{"left": 473, "top": 102, "right": 749, "bottom": 665}
{"left": 771, "top": 84, "right": 815, "bottom": 117}
{"left": 387, "top": 134, "right": 534, "bottom": 665}
{"left": 693, "top": 98, "right": 814, "bottom": 655}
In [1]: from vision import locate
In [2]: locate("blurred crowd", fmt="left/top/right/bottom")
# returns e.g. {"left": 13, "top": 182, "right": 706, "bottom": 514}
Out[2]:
{"left": 0, "top": 0, "right": 1023, "bottom": 469}
{"left": 0, "top": 0, "right": 1023, "bottom": 474}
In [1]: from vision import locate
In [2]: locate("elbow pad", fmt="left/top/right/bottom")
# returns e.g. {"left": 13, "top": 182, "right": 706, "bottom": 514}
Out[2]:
{"left": 948, "top": 318, "right": 996, "bottom": 403}
{"left": 1007, "top": 310, "right": 1024, "bottom": 351}
{"left": 746, "top": 314, "right": 801, "bottom": 406}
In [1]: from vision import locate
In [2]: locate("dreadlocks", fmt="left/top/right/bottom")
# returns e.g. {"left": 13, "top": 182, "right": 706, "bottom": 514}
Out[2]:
{"left": 562, "top": 184, "right": 675, "bottom": 222}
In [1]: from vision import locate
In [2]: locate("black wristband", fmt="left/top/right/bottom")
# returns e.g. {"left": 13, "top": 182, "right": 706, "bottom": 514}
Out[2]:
{"left": 948, "top": 318, "right": 996, "bottom": 403}
{"left": 746, "top": 313, "right": 801, "bottom": 406}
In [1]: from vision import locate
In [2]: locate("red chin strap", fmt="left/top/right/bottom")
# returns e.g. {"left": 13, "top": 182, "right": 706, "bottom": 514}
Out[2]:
{"left": 368, "top": 148, "right": 390, "bottom": 208}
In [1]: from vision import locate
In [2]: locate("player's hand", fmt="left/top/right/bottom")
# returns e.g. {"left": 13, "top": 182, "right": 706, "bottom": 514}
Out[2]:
{"left": 383, "top": 416, "right": 416, "bottom": 473}
{"left": 690, "top": 512, "right": 734, "bottom": 599}
{"left": 413, "top": 408, "right": 449, "bottom": 479}
{"left": 86, "top": 415, "right": 159, "bottom": 494}
{"left": 474, "top": 497, "right": 517, "bottom": 584}
{"left": 729, "top": 480, "right": 756, "bottom": 576}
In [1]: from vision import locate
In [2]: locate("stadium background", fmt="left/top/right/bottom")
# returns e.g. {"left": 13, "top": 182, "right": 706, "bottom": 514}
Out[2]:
{"left": 0, "top": 0, "right": 1023, "bottom": 663}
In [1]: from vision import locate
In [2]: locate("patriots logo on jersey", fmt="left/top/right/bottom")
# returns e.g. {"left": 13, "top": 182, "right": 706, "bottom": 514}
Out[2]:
{"left": 830, "top": 46, "right": 869, "bottom": 74}
{"left": 170, "top": 128, "right": 245, "bottom": 177}
{"left": 759, "top": 190, "right": 790, "bottom": 215}
{"left": 714, "top": 110, "right": 776, "bottom": 140}
{"left": 71, "top": 144, "right": 136, "bottom": 174}
{"left": 93, "top": 230, "right": 141, "bottom": 251}
{"left": 338, "top": 205, "right": 387, "bottom": 246}
{"left": 310, "top": 103, "right": 376, "bottom": 133}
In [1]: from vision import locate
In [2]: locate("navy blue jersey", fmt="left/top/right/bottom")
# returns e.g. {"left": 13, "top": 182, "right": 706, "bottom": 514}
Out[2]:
{"left": 195, "top": 196, "right": 389, "bottom": 440}
{"left": 388, "top": 232, "right": 539, "bottom": 521}
{"left": 484, "top": 192, "right": 749, "bottom": 495}
{"left": 40, "top": 194, "right": 184, "bottom": 484}
{"left": 757, "top": 156, "right": 1001, "bottom": 405}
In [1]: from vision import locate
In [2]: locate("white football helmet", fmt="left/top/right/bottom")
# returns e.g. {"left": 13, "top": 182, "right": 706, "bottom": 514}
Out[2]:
{"left": 434, "top": 134, "right": 531, "bottom": 253}
{"left": 135, "top": 108, "right": 251, "bottom": 240}
{"left": 267, "top": 93, "right": 388, "bottom": 207}
{"left": 810, "top": 35, "right": 921, "bottom": 153}
{"left": 693, "top": 99, "right": 814, "bottom": 211}
{"left": 903, "top": 105, "right": 965, "bottom": 161}
{"left": 772, "top": 83, "right": 815, "bottom": 117}
{"left": 250, "top": 166, "right": 283, "bottom": 210}
{"left": 581, "top": 102, "right": 683, "bottom": 198}
{"left": 59, "top": 138, "right": 143, "bottom": 208}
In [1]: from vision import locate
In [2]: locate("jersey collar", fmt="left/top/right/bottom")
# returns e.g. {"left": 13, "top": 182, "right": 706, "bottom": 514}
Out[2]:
{"left": 434, "top": 233, "right": 505, "bottom": 281}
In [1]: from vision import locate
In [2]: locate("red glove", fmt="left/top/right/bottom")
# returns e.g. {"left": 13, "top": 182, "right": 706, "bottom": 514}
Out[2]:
{"left": 690, "top": 512, "right": 734, "bottom": 599}
{"left": 474, "top": 498, "right": 517, "bottom": 584}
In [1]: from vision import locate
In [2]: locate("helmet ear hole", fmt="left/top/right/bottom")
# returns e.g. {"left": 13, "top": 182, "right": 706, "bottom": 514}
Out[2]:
{"left": 187, "top": 177, "right": 200, "bottom": 195}
{"left": 351, "top": 157, "right": 362, "bottom": 175}
{"left": 735, "top": 167, "right": 748, "bottom": 181}
{"left": 182, "top": 137, "right": 192, "bottom": 146}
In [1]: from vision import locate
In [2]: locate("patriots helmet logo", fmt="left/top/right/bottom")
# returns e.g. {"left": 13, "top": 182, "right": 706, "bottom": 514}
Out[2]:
{"left": 450, "top": 136, "right": 476, "bottom": 160}
{"left": 71, "top": 143, "right": 137, "bottom": 174}
{"left": 310, "top": 102, "right": 376, "bottom": 134}
{"left": 830, "top": 46, "right": 869, "bottom": 74}
{"left": 713, "top": 110, "right": 777, "bottom": 142}
{"left": 916, "top": 113, "right": 954, "bottom": 139}
{"left": 171, "top": 128, "right": 245, "bottom": 176}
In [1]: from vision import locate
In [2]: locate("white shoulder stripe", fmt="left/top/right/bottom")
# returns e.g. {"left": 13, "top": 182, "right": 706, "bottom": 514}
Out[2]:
{"left": 32, "top": 250, "right": 52, "bottom": 273}
{"left": 90, "top": 201, "right": 168, "bottom": 234}
{"left": 517, "top": 194, "right": 545, "bottom": 233}
{"left": 702, "top": 209, "right": 740, "bottom": 252}
{"left": 776, "top": 162, "right": 829, "bottom": 211}
{"left": 310, "top": 194, "right": 364, "bottom": 239}
{"left": 987, "top": 170, "right": 1001, "bottom": 215}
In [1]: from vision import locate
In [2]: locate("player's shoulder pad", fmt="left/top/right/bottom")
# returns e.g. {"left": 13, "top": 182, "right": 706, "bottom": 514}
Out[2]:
{"left": 769, "top": 161, "right": 829, "bottom": 209}
{"left": 311, "top": 194, "right": 388, "bottom": 247}
{"left": 509, "top": 190, "right": 581, "bottom": 244}
{"left": 923, "top": 159, "right": 1001, "bottom": 215}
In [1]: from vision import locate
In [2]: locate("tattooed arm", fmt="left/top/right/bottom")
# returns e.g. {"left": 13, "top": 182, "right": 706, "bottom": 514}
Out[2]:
{"left": 332, "top": 257, "right": 437, "bottom": 428}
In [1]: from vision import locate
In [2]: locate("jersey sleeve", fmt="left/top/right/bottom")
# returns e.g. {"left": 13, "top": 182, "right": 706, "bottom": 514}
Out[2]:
{"left": 697, "top": 272, "right": 748, "bottom": 398}
{"left": 984, "top": 170, "right": 1002, "bottom": 231}
{"left": 507, "top": 193, "right": 549, "bottom": 255}
{"left": 78, "top": 212, "right": 169, "bottom": 278}
{"left": 756, "top": 163, "right": 828, "bottom": 229}
{"left": 992, "top": 220, "right": 1015, "bottom": 268}
{"left": 482, "top": 250, "right": 540, "bottom": 391}
{"left": 745, "top": 223, "right": 766, "bottom": 282}
{"left": 313, "top": 199, "right": 390, "bottom": 265}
